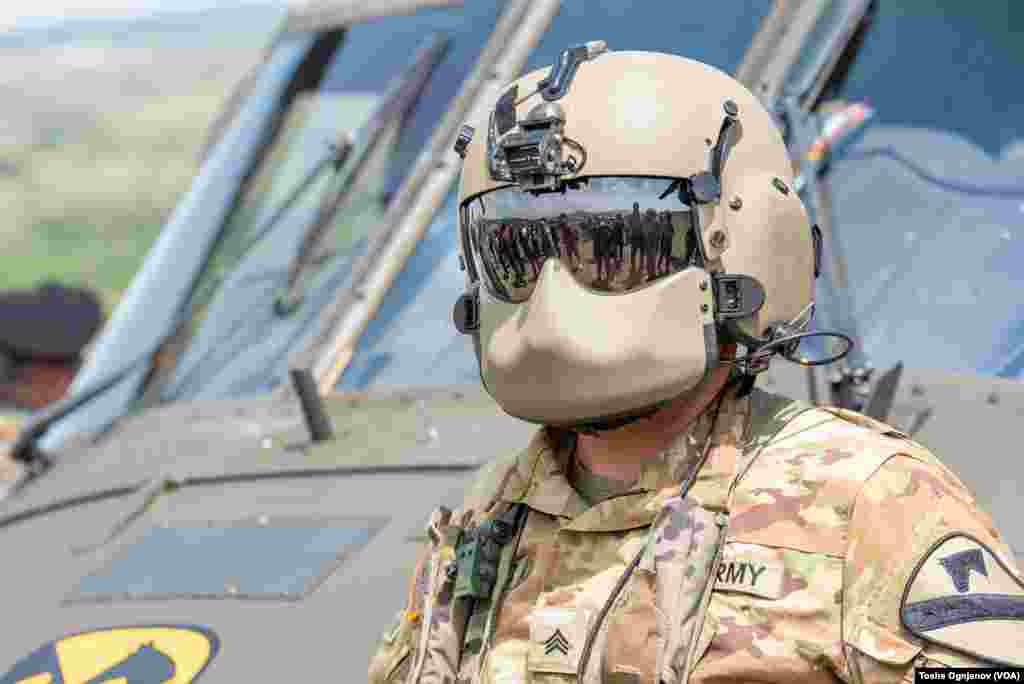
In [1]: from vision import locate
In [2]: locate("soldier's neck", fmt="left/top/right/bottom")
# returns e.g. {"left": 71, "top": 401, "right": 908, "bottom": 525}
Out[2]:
{"left": 575, "top": 364, "right": 732, "bottom": 482}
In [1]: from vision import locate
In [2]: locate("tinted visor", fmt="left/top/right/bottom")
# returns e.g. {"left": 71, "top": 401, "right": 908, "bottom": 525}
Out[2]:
{"left": 461, "top": 177, "right": 698, "bottom": 303}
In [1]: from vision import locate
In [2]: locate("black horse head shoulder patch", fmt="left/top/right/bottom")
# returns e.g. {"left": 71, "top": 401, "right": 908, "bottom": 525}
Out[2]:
{"left": 901, "top": 533, "right": 1024, "bottom": 667}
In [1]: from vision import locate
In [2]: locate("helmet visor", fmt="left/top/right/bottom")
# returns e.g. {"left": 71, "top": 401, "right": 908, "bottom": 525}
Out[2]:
{"left": 461, "top": 176, "right": 698, "bottom": 303}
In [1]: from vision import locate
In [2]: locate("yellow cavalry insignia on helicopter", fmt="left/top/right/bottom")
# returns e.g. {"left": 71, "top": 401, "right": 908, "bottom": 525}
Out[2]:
{"left": 0, "top": 625, "right": 219, "bottom": 684}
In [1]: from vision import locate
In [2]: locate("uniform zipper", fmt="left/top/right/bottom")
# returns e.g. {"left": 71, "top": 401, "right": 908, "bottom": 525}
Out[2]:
{"left": 680, "top": 511, "right": 728, "bottom": 684}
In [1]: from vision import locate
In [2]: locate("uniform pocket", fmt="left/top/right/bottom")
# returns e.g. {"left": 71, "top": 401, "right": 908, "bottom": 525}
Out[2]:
{"left": 849, "top": 620, "right": 922, "bottom": 666}
{"left": 846, "top": 620, "right": 923, "bottom": 684}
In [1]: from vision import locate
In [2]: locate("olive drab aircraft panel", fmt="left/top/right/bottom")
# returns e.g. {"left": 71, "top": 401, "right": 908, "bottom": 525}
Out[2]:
{"left": 0, "top": 386, "right": 536, "bottom": 682}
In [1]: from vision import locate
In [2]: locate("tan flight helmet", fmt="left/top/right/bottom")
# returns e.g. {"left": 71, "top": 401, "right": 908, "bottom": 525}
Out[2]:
{"left": 451, "top": 44, "right": 819, "bottom": 429}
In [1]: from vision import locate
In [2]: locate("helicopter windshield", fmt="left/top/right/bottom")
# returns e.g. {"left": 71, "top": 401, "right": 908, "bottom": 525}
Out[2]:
{"left": 42, "top": 2, "right": 510, "bottom": 447}
{"left": 148, "top": 3, "right": 507, "bottom": 401}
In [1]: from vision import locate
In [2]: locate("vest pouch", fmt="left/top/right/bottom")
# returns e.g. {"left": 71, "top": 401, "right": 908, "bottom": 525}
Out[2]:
{"left": 369, "top": 610, "right": 415, "bottom": 684}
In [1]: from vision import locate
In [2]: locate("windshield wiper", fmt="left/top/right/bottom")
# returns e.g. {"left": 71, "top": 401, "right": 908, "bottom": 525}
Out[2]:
{"left": 238, "top": 139, "right": 356, "bottom": 269}
{"left": 275, "top": 31, "right": 451, "bottom": 314}
{"left": 185, "top": 135, "right": 356, "bottom": 315}
{"left": 2, "top": 342, "right": 164, "bottom": 498}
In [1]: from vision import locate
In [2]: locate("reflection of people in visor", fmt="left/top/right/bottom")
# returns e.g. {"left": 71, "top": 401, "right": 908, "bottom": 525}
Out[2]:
{"left": 465, "top": 185, "right": 700, "bottom": 302}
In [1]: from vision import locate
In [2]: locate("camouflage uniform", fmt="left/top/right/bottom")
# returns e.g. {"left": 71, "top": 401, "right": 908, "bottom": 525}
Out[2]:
{"left": 369, "top": 388, "right": 1024, "bottom": 683}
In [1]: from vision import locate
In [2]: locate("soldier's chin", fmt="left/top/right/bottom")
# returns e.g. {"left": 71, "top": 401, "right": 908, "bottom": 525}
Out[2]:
{"left": 599, "top": 358, "right": 736, "bottom": 440}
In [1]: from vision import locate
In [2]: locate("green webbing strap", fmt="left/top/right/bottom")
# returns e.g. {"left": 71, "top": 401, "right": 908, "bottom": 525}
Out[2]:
{"left": 478, "top": 503, "right": 528, "bottom": 654}
{"left": 462, "top": 501, "right": 528, "bottom": 655}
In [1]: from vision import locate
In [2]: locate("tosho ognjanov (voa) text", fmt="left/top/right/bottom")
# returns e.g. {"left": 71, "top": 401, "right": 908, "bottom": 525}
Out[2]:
{"left": 916, "top": 669, "right": 1023, "bottom": 683}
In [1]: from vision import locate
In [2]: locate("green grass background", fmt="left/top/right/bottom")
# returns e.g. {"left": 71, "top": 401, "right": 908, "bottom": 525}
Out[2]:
{"left": 0, "top": 5, "right": 281, "bottom": 314}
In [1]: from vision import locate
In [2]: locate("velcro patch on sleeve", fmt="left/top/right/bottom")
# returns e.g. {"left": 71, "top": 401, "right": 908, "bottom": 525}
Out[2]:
{"left": 901, "top": 532, "right": 1024, "bottom": 667}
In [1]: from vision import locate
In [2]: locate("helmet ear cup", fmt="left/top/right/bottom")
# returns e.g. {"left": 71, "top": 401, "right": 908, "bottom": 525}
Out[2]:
{"left": 452, "top": 288, "right": 485, "bottom": 376}
{"left": 453, "top": 289, "right": 480, "bottom": 334}
{"left": 718, "top": 172, "right": 815, "bottom": 342}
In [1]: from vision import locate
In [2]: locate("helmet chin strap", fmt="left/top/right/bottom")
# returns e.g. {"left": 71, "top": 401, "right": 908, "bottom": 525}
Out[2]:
{"left": 571, "top": 363, "right": 739, "bottom": 435}
{"left": 572, "top": 406, "right": 663, "bottom": 435}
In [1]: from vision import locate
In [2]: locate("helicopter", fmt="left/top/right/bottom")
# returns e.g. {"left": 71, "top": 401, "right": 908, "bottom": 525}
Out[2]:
{"left": 2, "top": 0, "right": 1023, "bottom": 681}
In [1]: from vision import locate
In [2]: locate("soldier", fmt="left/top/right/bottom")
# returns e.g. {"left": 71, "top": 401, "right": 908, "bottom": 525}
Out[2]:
{"left": 659, "top": 210, "right": 676, "bottom": 274}
{"left": 643, "top": 208, "right": 660, "bottom": 279}
{"left": 529, "top": 224, "right": 546, "bottom": 276}
{"left": 594, "top": 218, "right": 614, "bottom": 284}
{"left": 612, "top": 213, "right": 627, "bottom": 272}
{"left": 628, "top": 201, "right": 646, "bottom": 276}
{"left": 518, "top": 223, "right": 540, "bottom": 279}
{"left": 559, "top": 213, "right": 581, "bottom": 271}
{"left": 370, "top": 50, "right": 1023, "bottom": 684}
{"left": 485, "top": 226, "right": 507, "bottom": 280}
{"left": 581, "top": 216, "right": 599, "bottom": 279}
{"left": 497, "top": 223, "right": 525, "bottom": 288}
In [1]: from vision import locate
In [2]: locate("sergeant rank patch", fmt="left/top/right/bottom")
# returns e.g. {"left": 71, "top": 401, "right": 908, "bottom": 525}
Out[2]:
{"left": 901, "top": 533, "right": 1024, "bottom": 666}
{"left": 527, "top": 607, "right": 593, "bottom": 675}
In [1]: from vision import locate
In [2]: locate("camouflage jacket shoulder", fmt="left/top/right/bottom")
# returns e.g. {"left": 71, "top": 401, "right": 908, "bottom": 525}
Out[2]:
{"left": 723, "top": 391, "right": 1023, "bottom": 675}
{"left": 726, "top": 391, "right": 944, "bottom": 556}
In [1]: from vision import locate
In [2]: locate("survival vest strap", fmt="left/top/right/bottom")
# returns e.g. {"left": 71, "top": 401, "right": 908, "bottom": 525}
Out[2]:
{"left": 457, "top": 502, "right": 528, "bottom": 680}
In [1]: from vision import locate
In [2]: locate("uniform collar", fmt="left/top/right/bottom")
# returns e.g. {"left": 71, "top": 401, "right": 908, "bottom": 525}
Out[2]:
{"left": 500, "top": 387, "right": 751, "bottom": 532}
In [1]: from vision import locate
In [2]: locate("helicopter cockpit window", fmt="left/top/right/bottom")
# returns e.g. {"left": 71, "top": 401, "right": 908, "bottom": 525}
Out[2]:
{"left": 153, "top": 2, "right": 506, "bottom": 401}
